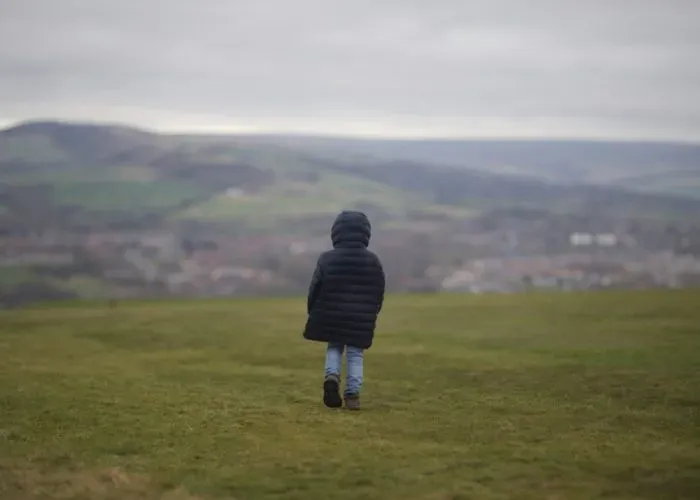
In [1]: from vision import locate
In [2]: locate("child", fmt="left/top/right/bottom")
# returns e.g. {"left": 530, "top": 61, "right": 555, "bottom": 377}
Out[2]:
{"left": 303, "top": 210, "right": 386, "bottom": 410}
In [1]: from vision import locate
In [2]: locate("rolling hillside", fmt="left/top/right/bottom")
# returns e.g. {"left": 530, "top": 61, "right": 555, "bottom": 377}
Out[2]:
{"left": 257, "top": 135, "right": 700, "bottom": 197}
{"left": 2, "top": 120, "right": 700, "bottom": 307}
{"left": 2, "top": 120, "right": 700, "bottom": 236}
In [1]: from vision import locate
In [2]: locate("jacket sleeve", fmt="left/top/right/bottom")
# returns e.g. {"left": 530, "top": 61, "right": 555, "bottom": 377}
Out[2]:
{"left": 307, "top": 257, "right": 324, "bottom": 315}
{"left": 376, "top": 257, "right": 386, "bottom": 313}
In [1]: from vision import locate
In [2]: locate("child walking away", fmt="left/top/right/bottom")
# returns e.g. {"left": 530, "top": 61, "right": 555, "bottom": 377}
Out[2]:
{"left": 303, "top": 211, "right": 386, "bottom": 410}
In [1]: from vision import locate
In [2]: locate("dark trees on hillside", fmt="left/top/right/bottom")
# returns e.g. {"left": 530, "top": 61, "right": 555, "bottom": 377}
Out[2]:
{"left": 150, "top": 153, "right": 275, "bottom": 192}
{"left": 0, "top": 282, "right": 77, "bottom": 308}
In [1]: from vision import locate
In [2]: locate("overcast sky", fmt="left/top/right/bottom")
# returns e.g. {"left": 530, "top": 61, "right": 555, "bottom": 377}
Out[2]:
{"left": 1, "top": 0, "right": 698, "bottom": 140}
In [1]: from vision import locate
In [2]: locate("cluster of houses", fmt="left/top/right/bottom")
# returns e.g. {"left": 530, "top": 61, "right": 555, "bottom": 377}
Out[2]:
{"left": 2, "top": 222, "right": 700, "bottom": 302}
{"left": 435, "top": 251, "right": 700, "bottom": 294}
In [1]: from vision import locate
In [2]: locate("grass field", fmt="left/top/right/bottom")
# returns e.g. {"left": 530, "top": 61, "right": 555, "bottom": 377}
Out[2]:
{"left": 617, "top": 175, "right": 700, "bottom": 200}
{"left": 0, "top": 134, "right": 71, "bottom": 164}
{"left": 50, "top": 180, "right": 211, "bottom": 214}
{"left": 0, "top": 166, "right": 160, "bottom": 186}
{"left": 176, "top": 173, "right": 425, "bottom": 226}
{"left": 1, "top": 291, "right": 699, "bottom": 499}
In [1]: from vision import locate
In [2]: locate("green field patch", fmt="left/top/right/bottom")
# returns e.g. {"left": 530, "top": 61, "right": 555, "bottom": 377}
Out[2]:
{"left": 0, "top": 165, "right": 160, "bottom": 186}
{"left": 0, "top": 135, "right": 72, "bottom": 164}
{"left": 177, "top": 173, "right": 426, "bottom": 223}
{"left": 0, "top": 268, "right": 120, "bottom": 300}
{"left": 51, "top": 180, "right": 209, "bottom": 213}
{"left": 0, "top": 267, "right": 42, "bottom": 290}
{"left": 62, "top": 276, "right": 117, "bottom": 299}
{"left": 1, "top": 291, "right": 699, "bottom": 499}
{"left": 609, "top": 170, "right": 700, "bottom": 198}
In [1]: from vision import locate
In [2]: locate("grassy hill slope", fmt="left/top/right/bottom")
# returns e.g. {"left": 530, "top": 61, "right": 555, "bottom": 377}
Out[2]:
{"left": 608, "top": 169, "right": 700, "bottom": 198}
{"left": 1, "top": 291, "right": 699, "bottom": 499}
{"left": 2, "top": 121, "right": 700, "bottom": 234}
{"left": 254, "top": 135, "right": 700, "bottom": 197}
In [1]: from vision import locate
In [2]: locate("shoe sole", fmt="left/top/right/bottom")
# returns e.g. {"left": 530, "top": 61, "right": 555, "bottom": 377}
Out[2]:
{"left": 323, "top": 379, "right": 342, "bottom": 408}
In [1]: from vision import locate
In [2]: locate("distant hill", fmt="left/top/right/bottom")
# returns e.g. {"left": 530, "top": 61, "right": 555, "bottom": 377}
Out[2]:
{"left": 254, "top": 135, "right": 700, "bottom": 196}
{"left": 1, "top": 120, "right": 700, "bottom": 236}
{"left": 0, "top": 121, "right": 163, "bottom": 166}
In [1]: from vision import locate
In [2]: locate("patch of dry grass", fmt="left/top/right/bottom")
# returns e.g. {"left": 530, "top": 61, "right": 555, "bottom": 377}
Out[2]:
{"left": 0, "top": 466, "right": 202, "bottom": 499}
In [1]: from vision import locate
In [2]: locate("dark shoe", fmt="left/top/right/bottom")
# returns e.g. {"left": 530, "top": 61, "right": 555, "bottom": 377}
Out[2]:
{"left": 344, "top": 394, "right": 360, "bottom": 411}
{"left": 323, "top": 375, "right": 342, "bottom": 408}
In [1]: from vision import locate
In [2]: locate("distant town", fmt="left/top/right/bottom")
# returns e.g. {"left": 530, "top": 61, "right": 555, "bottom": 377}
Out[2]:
{"left": 2, "top": 208, "right": 699, "bottom": 307}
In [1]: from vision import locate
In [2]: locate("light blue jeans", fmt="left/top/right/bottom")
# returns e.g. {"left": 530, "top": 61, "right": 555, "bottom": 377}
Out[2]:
{"left": 325, "top": 342, "right": 364, "bottom": 396}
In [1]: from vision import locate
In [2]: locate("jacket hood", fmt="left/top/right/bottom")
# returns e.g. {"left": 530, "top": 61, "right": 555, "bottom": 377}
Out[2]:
{"left": 331, "top": 210, "right": 371, "bottom": 248}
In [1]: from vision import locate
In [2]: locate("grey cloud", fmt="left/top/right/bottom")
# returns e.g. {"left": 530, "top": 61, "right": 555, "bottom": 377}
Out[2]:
{"left": 0, "top": 0, "right": 699, "bottom": 140}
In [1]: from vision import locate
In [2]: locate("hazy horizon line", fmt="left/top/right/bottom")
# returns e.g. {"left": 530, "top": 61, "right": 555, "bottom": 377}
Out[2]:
{"left": 2, "top": 116, "right": 700, "bottom": 146}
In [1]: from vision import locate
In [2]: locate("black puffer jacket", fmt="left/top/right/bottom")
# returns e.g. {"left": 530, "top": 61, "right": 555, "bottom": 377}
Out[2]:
{"left": 303, "top": 211, "right": 386, "bottom": 349}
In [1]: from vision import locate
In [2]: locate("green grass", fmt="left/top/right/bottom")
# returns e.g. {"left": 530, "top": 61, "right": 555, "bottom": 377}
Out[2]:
{"left": 0, "top": 163, "right": 204, "bottom": 215}
{"left": 61, "top": 276, "right": 118, "bottom": 299}
{"left": 1, "top": 291, "right": 699, "bottom": 499}
{"left": 0, "top": 165, "right": 160, "bottom": 186}
{"left": 177, "top": 173, "right": 426, "bottom": 224}
{"left": 51, "top": 180, "right": 209, "bottom": 213}
{"left": 0, "top": 269, "right": 116, "bottom": 302}
{"left": 0, "top": 135, "right": 72, "bottom": 164}
{"left": 619, "top": 175, "right": 700, "bottom": 199}
{"left": 0, "top": 267, "right": 43, "bottom": 290}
